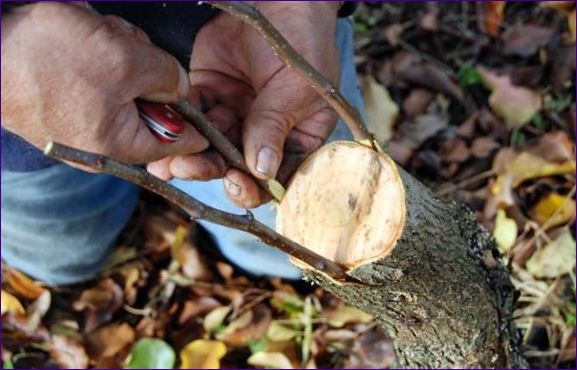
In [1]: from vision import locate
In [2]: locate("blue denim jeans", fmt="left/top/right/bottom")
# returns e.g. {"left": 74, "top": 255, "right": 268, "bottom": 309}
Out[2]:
{"left": 0, "top": 19, "right": 365, "bottom": 285}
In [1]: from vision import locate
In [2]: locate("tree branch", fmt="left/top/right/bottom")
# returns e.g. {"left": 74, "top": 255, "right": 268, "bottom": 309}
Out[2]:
{"left": 44, "top": 142, "right": 351, "bottom": 282}
{"left": 210, "top": 1, "right": 372, "bottom": 143}
{"left": 172, "top": 98, "right": 285, "bottom": 201}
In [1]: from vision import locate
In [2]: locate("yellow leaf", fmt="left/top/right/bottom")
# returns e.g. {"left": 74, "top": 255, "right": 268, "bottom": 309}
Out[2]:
{"left": 493, "top": 210, "right": 518, "bottom": 253}
{"left": 532, "top": 193, "right": 576, "bottom": 227}
{"left": 179, "top": 340, "right": 226, "bottom": 369}
{"left": 1, "top": 290, "right": 25, "bottom": 315}
{"left": 526, "top": 229, "right": 576, "bottom": 278}
{"left": 5, "top": 267, "right": 45, "bottom": 300}
{"left": 477, "top": 67, "right": 542, "bottom": 129}
{"left": 171, "top": 225, "right": 188, "bottom": 265}
{"left": 247, "top": 352, "right": 293, "bottom": 369}
{"left": 503, "top": 152, "right": 576, "bottom": 188}
{"left": 362, "top": 75, "right": 399, "bottom": 143}
{"left": 323, "top": 305, "right": 373, "bottom": 328}
{"left": 569, "top": 10, "right": 576, "bottom": 43}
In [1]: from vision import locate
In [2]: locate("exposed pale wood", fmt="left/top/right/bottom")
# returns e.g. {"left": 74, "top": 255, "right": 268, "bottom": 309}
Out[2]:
{"left": 277, "top": 141, "right": 406, "bottom": 268}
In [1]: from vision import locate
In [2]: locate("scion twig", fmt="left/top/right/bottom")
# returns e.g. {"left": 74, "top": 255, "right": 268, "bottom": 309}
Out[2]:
{"left": 210, "top": 1, "right": 372, "bottom": 142}
{"left": 44, "top": 142, "right": 350, "bottom": 282}
{"left": 172, "top": 99, "right": 285, "bottom": 201}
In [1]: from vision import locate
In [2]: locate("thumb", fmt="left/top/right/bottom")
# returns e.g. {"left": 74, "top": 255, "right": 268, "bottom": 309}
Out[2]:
{"left": 243, "top": 81, "right": 307, "bottom": 180}
{"left": 134, "top": 43, "right": 190, "bottom": 103}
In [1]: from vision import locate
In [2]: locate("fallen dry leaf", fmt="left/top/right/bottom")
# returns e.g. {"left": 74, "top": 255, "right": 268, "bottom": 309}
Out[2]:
{"left": 441, "top": 138, "right": 470, "bottom": 163}
{"left": 569, "top": 10, "right": 576, "bottom": 43}
{"left": 471, "top": 137, "right": 500, "bottom": 158}
{"left": 485, "top": 1, "right": 506, "bottom": 37}
{"left": 203, "top": 305, "right": 232, "bottom": 333}
{"left": 502, "top": 23, "right": 555, "bottom": 57}
{"left": 216, "top": 305, "right": 272, "bottom": 347}
{"left": 531, "top": 131, "right": 575, "bottom": 163}
{"left": 532, "top": 192, "right": 576, "bottom": 227}
{"left": 1, "top": 290, "right": 25, "bottom": 315}
{"left": 419, "top": 3, "right": 439, "bottom": 32}
{"left": 502, "top": 152, "right": 576, "bottom": 188}
{"left": 402, "top": 88, "right": 435, "bottom": 118}
{"left": 5, "top": 267, "right": 45, "bottom": 300}
{"left": 526, "top": 229, "right": 576, "bottom": 278}
{"left": 85, "top": 322, "right": 135, "bottom": 360}
{"left": 478, "top": 67, "right": 542, "bottom": 129}
{"left": 25, "top": 290, "right": 51, "bottom": 334}
{"left": 344, "top": 327, "right": 394, "bottom": 368}
{"left": 178, "top": 297, "right": 221, "bottom": 325}
{"left": 247, "top": 352, "right": 293, "bottom": 369}
{"left": 399, "top": 111, "right": 449, "bottom": 150}
{"left": 362, "top": 74, "right": 399, "bottom": 143}
{"left": 179, "top": 340, "right": 226, "bottom": 369}
{"left": 49, "top": 334, "right": 89, "bottom": 369}
{"left": 267, "top": 321, "right": 298, "bottom": 342}
{"left": 540, "top": 1, "right": 576, "bottom": 13}
{"left": 323, "top": 305, "right": 374, "bottom": 328}
{"left": 72, "top": 278, "right": 123, "bottom": 333}
{"left": 493, "top": 209, "right": 518, "bottom": 253}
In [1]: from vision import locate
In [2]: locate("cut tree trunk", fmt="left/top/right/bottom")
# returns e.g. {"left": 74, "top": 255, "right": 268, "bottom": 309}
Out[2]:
{"left": 277, "top": 141, "right": 525, "bottom": 368}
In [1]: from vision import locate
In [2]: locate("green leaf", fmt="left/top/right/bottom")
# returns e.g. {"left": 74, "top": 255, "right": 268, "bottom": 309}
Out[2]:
{"left": 531, "top": 112, "right": 546, "bottom": 130}
{"left": 458, "top": 64, "right": 483, "bottom": 88}
{"left": 248, "top": 338, "right": 268, "bottom": 354}
{"left": 3, "top": 361, "right": 14, "bottom": 369}
{"left": 124, "top": 338, "right": 175, "bottom": 369}
{"left": 565, "top": 312, "right": 576, "bottom": 326}
{"left": 510, "top": 129, "right": 526, "bottom": 147}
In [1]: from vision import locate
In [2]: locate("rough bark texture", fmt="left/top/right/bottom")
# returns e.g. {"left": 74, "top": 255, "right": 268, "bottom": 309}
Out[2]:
{"left": 284, "top": 144, "right": 525, "bottom": 368}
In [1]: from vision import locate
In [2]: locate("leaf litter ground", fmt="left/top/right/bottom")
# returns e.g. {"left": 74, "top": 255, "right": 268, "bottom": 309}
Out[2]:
{"left": 2, "top": 2, "right": 575, "bottom": 368}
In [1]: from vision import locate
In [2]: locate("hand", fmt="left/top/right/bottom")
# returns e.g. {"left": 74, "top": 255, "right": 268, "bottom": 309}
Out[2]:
{"left": 148, "top": 1, "right": 341, "bottom": 208}
{"left": 1, "top": 2, "right": 209, "bottom": 165}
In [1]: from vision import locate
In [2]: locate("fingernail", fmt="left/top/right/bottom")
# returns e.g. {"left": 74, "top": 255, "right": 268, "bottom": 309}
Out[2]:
{"left": 177, "top": 65, "right": 190, "bottom": 98}
{"left": 256, "top": 146, "right": 279, "bottom": 179}
{"left": 225, "top": 177, "right": 241, "bottom": 197}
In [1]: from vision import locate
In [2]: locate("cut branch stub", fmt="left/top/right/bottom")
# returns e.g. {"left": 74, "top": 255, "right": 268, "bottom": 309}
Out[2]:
{"left": 277, "top": 141, "right": 406, "bottom": 270}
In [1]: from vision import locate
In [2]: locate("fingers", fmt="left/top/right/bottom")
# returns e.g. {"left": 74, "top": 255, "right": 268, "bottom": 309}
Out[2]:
{"left": 223, "top": 168, "right": 270, "bottom": 208}
{"left": 147, "top": 157, "right": 173, "bottom": 180}
{"left": 242, "top": 72, "right": 307, "bottom": 180}
{"left": 136, "top": 51, "right": 190, "bottom": 103}
{"left": 169, "top": 149, "right": 226, "bottom": 180}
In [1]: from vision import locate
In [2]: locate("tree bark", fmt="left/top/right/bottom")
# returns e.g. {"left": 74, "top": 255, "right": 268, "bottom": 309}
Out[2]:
{"left": 277, "top": 141, "right": 525, "bottom": 368}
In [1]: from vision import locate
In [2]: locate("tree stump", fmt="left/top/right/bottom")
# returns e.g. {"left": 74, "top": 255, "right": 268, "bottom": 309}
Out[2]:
{"left": 277, "top": 141, "right": 525, "bottom": 368}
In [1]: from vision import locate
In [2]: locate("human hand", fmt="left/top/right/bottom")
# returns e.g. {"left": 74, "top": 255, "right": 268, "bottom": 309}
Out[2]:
{"left": 1, "top": 2, "right": 209, "bottom": 165}
{"left": 148, "top": 1, "right": 341, "bottom": 208}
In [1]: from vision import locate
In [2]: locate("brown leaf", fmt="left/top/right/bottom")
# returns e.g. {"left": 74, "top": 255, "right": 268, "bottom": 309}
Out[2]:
{"left": 402, "top": 88, "right": 435, "bottom": 118}
{"left": 478, "top": 67, "right": 542, "bottom": 129}
{"left": 398, "top": 112, "right": 449, "bottom": 150}
{"left": 344, "top": 328, "right": 394, "bottom": 368}
{"left": 457, "top": 113, "right": 480, "bottom": 139}
{"left": 49, "top": 335, "right": 89, "bottom": 369}
{"left": 471, "top": 137, "right": 500, "bottom": 158}
{"left": 441, "top": 138, "right": 470, "bottom": 163}
{"left": 419, "top": 3, "right": 439, "bottom": 32}
{"left": 72, "top": 278, "right": 123, "bottom": 333}
{"left": 531, "top": 131, "right": 575, "bottom": 163}
{"left": 216, "top": 261, "right": 234, "bottom": 281}
{"left": 502, "top": 24, "right": 555, "bottom": 57}
{"left": 5, "top": 267, "right": 45, "bottom": 300}
{"left": 485, "top": 1, "right": 506, "bottom": 37}
{"left": 178, "top": 241, "right": 212, "bottom": 281}
{"left": 569, "top": 10, "right": 576, "bottom": 43}
{"left": 85, "top": 322, "right": 135, "bottom": 360}
{"left": 387, "top": 140, "right": 414, "bottom": 166}
{"left": 383, "top": 23, "right": 405, "bottom": 46}
{"left": 216, "top": 305, "right": 272, "bottom": 347}
{"left": 178, "top": 297, "right": 221, "bottom": 325}
{"left": 550, "top": 45, "right": 576, "bottom": 92}
{"left": 393, "top": 52, "right": 464, "bottom": 103}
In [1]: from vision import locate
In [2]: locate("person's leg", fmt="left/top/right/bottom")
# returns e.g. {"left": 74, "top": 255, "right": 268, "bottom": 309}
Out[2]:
{"left": 1, "top": 164, "right": 138, "bottom": 285}
{"left": 171, "top": 19, "right": 366, "bottom": 279}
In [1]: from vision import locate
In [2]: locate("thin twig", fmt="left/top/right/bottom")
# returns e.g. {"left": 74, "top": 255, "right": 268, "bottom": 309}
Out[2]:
{"left": 44, "top": 142, "right": 351, "bottom": 282}
{"left": 210, "top": 1, "right": 372, "bottom": 143}
{"left": 172, "top": 98, "right": 285, "bottom": 202}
